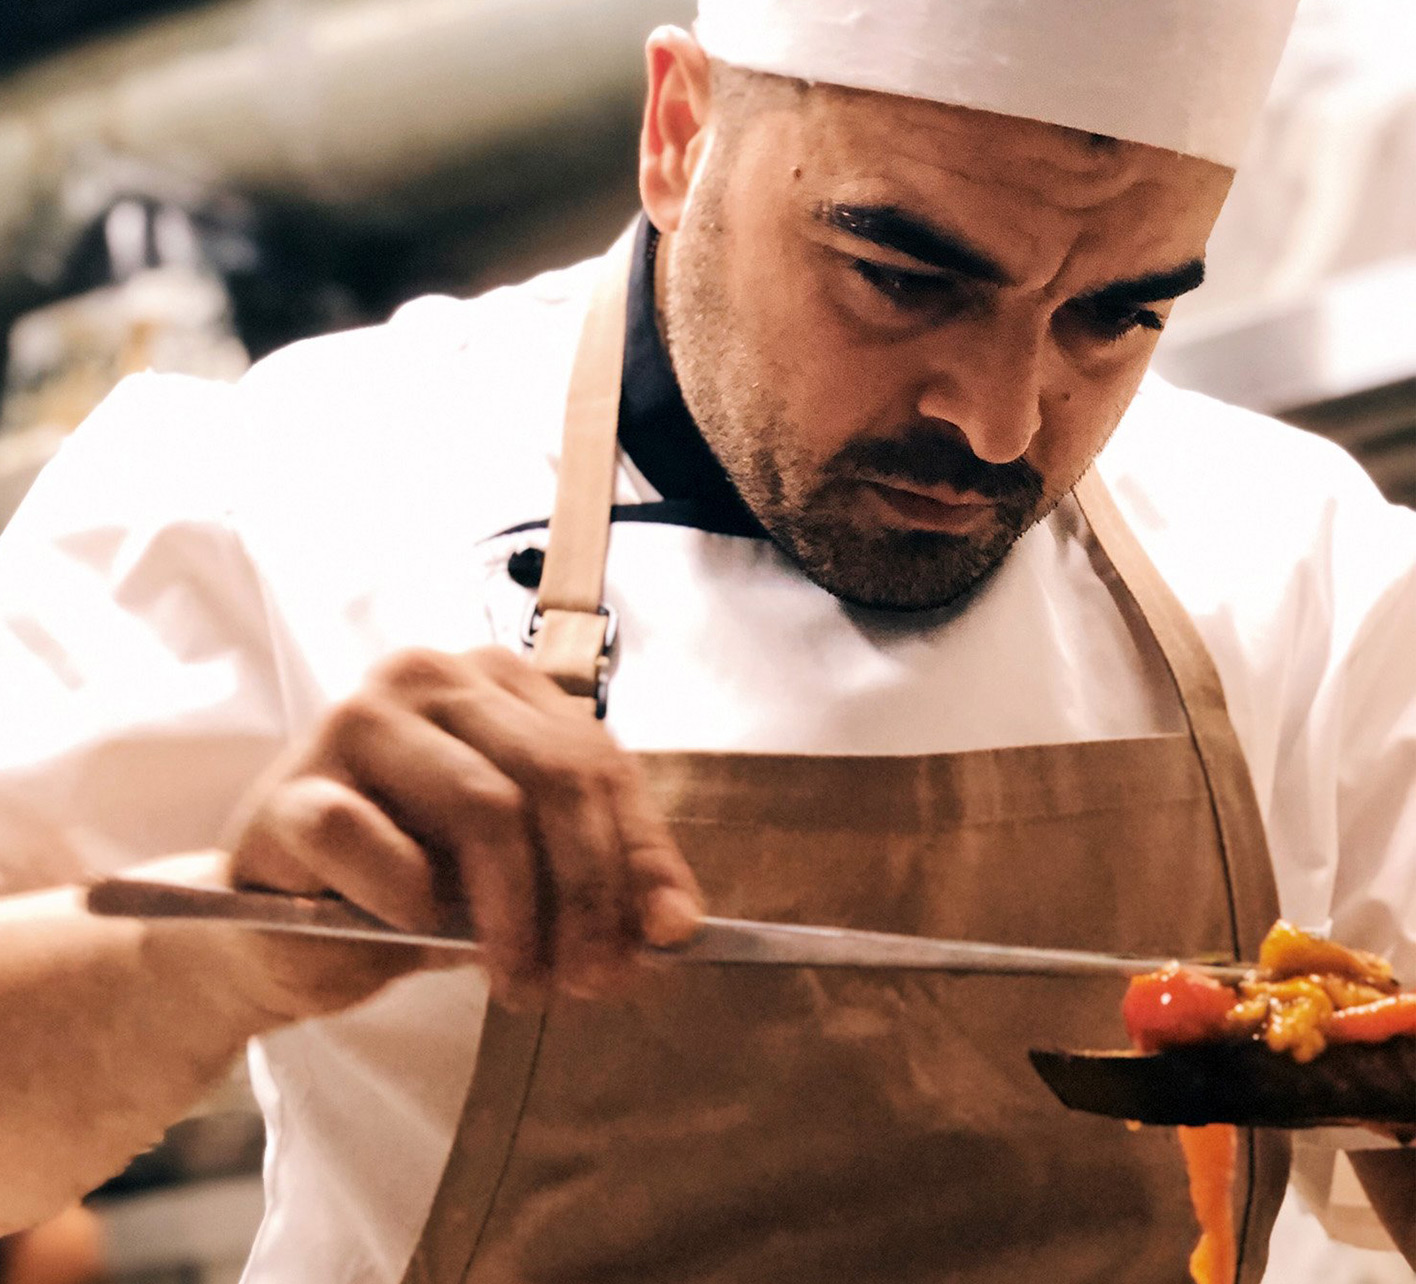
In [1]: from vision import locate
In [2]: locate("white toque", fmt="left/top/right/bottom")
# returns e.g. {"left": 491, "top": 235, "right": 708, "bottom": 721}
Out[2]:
{"left": 694, "top": 0, "right": 1300, "bottom": 167}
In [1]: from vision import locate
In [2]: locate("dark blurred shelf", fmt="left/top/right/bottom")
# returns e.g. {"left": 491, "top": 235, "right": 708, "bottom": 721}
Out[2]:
{"left": 92, "top": 1112, "right": 265, "bottom": 1199}
{"left": 89, "top": 1174, "right": 263, "bottom": 1284}
{"left": 0, "top": 1, "right": 203, "bottom": 75}
{"left": 1283, "top": 377, "right": 1416, "bottom": 509}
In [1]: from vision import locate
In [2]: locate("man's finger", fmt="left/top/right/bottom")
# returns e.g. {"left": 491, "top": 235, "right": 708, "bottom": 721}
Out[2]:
{"left": 466, "top": 645, "right": 587, "bottom": 715}
{"left": 325, "top": 700, "right": 548, "bottom": 981}
{"left": 402, "top": 668, "right": 639, "bottom": 992}
{"left": 236, "top": 775, "right": 437, "bottom": 935}
{"left": 612, "top": 762, "right": 704, "bottom": 949}
{"left": 531, "top": 772, "right": 633, "bottom": 996}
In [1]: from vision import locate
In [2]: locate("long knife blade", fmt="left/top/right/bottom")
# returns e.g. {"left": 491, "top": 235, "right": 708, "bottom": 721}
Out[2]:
{"left": 86, "top": 876, "right": 1253, "bottom": 980}
{"left": 668, "top": 917, "right": 1252, "bottom": 979}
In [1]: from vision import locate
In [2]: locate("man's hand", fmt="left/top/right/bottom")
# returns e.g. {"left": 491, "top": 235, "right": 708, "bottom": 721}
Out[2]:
{"left": 224, "top": 645, "right": 704, "bottom": 1018}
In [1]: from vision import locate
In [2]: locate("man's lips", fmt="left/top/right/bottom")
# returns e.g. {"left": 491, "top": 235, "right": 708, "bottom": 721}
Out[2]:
{"left": 856, "top": 479, "right": 995, "bottom": 534}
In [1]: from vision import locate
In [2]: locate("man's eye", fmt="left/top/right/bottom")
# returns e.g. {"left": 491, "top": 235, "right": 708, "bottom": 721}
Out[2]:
{"left": 850, "top": 259, "right": 954, "bottom": 308}
{"left": 1076, "top": 302, "right": 1166, "bottom": 342}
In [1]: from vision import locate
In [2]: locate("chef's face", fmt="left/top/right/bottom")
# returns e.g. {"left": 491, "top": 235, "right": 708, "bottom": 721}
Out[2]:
{"left": 641, "top": 34, "right": 1233, "bottom": 610}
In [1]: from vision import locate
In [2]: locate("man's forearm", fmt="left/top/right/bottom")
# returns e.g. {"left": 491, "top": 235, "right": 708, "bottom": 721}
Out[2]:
{"left": 0, "top": 886, "right": 282, "bottom": 1234}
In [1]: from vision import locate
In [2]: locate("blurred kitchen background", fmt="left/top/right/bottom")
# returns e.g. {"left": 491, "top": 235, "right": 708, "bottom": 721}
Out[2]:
{"left": 0, "top": 0, "right": 1411, "bottom": 1282}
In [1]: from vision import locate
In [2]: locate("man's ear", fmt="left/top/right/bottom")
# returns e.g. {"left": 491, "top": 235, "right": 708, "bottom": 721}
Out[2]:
{"left": 639, "top": 27, "right": 715, "bottom": 234}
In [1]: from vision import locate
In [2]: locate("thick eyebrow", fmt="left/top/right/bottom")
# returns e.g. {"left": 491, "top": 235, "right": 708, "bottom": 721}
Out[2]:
{"left": 818, "top": 200, "right": 1207, "bottom": 307}
{"left": 817, "top": 202, "right": 1014, "bottom": 286}
{"left": 1077, "top": 260, "right": 1206, "bottom": 308}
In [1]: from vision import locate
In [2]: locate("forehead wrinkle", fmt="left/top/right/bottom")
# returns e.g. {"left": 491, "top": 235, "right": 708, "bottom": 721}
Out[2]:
{"left": 867, "top": 158, "right": 1081, "bottom": 291}
{"left": 960, "top": 140, "right": 1172, "bottom": 218}
{"left": 812, "top": 92, "right": 1162, "bottom": 197}
{"left": 801, "top": 87, "right": 1191, "bottom": 207}
{"left": 926, "top": 151, "right": 1216, "bottom": 297}
{"left": 828, "top": 128, "right": 1177, "bottom": 248}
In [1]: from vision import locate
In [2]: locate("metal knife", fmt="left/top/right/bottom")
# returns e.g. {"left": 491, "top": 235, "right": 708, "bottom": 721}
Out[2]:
{"left": 86, "top": 872, "right": 1252, "bottom": 980}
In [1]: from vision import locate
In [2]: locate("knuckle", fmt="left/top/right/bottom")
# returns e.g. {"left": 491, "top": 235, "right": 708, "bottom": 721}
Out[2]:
{"left": 526, "top": 738, "right": 612, "bottom": 794}
{"left": 321, "top": 693, "right": 390, "bottom": 748}
{"left": 294, "top": 783, "right": 369, "bottom": 851}
{"left": 468, "top": 644, "right": 528, "bottom": 680}
{"left": 535, "top": 755, "right": 592, "bottom": 799}
{"left": 450, "top": 774, "right": 528, "bottom": 848}
{"left": 371, "top": 647, "right": 461, "bottom": 698}
{"left": 595, "top": 753, "right": 637, "bottom": 797}
{"left": 465, "top": 773, "right": 526, "bottom": 825}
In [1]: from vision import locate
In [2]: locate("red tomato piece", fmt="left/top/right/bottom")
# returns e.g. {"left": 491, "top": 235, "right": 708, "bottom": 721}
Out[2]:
{"left": 1123, "top": 965, "right": 1240, "bottom": 1053}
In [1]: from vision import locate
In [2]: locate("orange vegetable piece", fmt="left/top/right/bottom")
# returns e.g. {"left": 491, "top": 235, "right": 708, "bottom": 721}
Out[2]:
{"left": 1258, "top": 920, "right": 1396, "bottom": 990}
{"left": 1178, "top": 1124, "right": 1237, "bottom": 1284}
{"left": 1326, "top": 993, "right": 1416, "bottom": 1043}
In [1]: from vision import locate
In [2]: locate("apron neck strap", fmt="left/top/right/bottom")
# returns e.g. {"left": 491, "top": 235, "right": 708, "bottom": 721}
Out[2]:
{"left": 528, "top": 227, "right": 637, "bottom": 716}
{"left": 1073, "top": 467, "right": 1277, "bottom": 963}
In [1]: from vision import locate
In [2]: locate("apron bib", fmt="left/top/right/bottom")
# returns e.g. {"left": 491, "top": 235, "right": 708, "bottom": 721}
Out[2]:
{"left": 402, "top": 235, "right": 1288, "bottom": 1283}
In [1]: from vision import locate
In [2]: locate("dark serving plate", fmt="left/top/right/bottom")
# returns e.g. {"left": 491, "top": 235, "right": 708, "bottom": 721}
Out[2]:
{"left": 1029, "top": 1036, "right": 1416, "bottom": 1130}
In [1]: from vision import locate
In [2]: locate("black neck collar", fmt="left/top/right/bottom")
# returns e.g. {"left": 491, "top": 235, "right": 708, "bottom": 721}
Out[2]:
{"left": 616, "top": 218, "right": 766, "bottom": 540}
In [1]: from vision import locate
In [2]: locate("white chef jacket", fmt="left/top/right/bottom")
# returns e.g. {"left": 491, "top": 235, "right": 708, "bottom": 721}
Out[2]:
{"left": 1, "top": 250, "right": 1414, "bottom": 1282}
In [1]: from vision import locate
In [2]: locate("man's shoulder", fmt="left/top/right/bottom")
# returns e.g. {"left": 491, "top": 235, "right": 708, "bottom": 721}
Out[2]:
{"left": 1101, "top": 374, "right": 1416, "bottom": 630}
{"left": 237, "top": 256, "right": 598, "bottom": 439}
{"left": 1106, "top": 374, "right": 1403, "bottom": 537}
{"left": 222, "top": 255, "right": 603, "bottom": 532}
{"left": 4, "top": 252, "right": 606, "bottom": 605}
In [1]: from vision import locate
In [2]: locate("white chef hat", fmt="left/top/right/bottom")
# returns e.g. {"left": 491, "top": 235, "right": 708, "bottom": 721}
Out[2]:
{"left": 694, "top": 0, "right": 1300, "bottom": 167}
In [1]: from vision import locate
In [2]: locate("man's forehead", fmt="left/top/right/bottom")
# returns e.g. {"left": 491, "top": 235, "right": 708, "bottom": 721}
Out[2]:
{"left": 768, "top": 93, "right": 1228, "bottom": 235}
{"left": 774, "top": 124, "right": 1226, "bottom": 302}
{"left": 788, "top": 89, "right": 1195, "bottom": 184}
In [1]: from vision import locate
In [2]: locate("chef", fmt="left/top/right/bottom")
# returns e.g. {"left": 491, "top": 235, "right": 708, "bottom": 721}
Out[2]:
{"left": 0, "top": 0, "right": 1414, "bottom": 1280}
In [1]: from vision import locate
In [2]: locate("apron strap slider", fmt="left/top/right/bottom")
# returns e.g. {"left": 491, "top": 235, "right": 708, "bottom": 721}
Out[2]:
{"left": 522, "top": 601, "right": 619, "bottom": 719}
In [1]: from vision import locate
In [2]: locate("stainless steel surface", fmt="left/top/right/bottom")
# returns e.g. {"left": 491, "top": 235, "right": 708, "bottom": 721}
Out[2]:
{"left": 87, "top": 876, "right": 1253, "bottom": 979}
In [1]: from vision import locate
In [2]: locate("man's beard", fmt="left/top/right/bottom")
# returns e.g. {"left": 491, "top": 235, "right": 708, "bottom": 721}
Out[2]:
{"left": 759, "top": 428, "right": 1046, "bottom": 610}
{"left": 660, "top": 201, "right": 1051, "bottom": 612}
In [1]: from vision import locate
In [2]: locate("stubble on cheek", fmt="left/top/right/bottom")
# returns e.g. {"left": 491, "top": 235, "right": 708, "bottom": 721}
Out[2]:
{"left": 660, "top": 175, "right": 1076, "bottom": 611}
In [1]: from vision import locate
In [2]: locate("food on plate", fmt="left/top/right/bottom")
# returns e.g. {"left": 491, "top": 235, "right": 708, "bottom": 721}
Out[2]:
{"left": 1123, "top": 921, "right": 1409, "bottom": 1064}
{"left": 1120, "top": 922, "right": 1412, "bottom": 1284}
{"left": 1030, "top": 921, "right": 1416, "bottom": 1130}
{"left": 1030, "top": 923, "right": 1414, "bottom": 1284}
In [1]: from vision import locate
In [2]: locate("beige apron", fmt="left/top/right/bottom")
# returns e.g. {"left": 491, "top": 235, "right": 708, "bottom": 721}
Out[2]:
{"left": 402, "top": 239, "right": 1288, "bottom": 1283}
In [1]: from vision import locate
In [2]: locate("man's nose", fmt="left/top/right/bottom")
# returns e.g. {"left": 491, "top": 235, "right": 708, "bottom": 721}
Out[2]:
{"left": 916, "top": 323, "right": 1045, "bottom": 465}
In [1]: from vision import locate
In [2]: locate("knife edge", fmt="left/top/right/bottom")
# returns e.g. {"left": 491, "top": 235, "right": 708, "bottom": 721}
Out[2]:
{"left": 86, "top": 876, "right": 1253, "bottom": 980}
{"left": 671, "top": 917, "right": 1253, "bottom": 979}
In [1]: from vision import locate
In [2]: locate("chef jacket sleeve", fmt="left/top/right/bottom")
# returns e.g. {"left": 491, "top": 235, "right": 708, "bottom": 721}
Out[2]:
{"left": 1329, "top": 516, "right": 1416, "bottom": 979}
{"left": 0, "top": 372, "right": 291, "bottom": 894}
{"left": 1283, "top": 496, "right": 1416, "bottom": 1258}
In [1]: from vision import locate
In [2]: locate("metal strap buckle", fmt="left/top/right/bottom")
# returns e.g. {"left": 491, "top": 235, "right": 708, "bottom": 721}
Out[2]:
{"left": 521, "top": 601, "right": 619, "bottom": 719}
